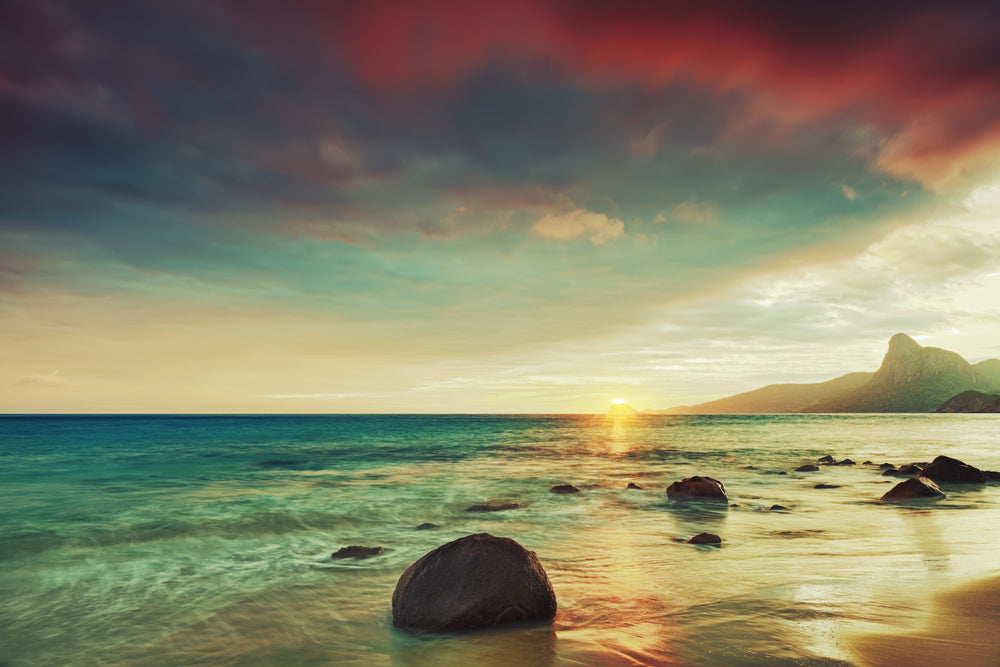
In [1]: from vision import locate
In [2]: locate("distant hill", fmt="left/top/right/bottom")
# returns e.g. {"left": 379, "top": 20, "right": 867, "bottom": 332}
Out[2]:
{"left": 935, "top": 390, "right": 1000, "bottom": 413}
{"left": 663, "top": 333, "right": 1000, "bottom": 414}
{"left": 652, "top": 372, "right": 873, "bottom": 414}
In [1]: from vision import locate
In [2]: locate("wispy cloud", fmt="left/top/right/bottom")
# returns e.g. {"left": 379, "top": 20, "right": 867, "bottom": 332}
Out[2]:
{"left": 17, "top": 370, "right": 68, "bottom": 386}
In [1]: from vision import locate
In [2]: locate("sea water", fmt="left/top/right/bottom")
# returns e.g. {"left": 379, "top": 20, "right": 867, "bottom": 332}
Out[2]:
{"left": 1, "top": 414, "right": 999, "bottom": 666}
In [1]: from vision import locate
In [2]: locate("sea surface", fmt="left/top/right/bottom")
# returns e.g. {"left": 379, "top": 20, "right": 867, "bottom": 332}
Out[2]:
{"left": 1, "top": 414, "right": 999, "bottom": 666}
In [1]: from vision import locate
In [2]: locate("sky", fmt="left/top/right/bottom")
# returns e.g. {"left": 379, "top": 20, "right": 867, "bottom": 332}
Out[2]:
{"left": 3, "top": 0, "right": 1000, "bottom": 413}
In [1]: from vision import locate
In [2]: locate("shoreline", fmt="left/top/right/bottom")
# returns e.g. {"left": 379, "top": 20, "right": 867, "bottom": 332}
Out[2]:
{"left": 848, "top": 572, "right": 1000, "bottom": 667}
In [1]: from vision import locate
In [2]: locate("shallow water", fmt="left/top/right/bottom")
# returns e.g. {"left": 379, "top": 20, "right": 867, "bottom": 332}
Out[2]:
{"left": 1, "top": 414, "right": 999, "bottom": 665}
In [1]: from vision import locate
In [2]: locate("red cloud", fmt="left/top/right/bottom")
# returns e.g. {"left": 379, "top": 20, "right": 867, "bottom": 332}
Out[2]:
{"left": 231, "top": 0, "right": 1000, "bottom": 190}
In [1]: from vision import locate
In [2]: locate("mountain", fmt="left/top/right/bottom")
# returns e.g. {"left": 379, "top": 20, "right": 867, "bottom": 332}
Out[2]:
{"left": 664, "top": 333, "right": 1000, "bottom": 414}
{"left": 655, "top": 372, "right": 873, "bottom": 414}
{"left": 935, "top": 390, "right": 1000, "bottom": 413}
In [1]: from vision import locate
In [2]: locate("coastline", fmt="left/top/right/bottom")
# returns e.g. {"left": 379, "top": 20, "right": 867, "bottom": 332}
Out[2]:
{"left": 849, "top": 572, "right": 1000, "bottom": 667}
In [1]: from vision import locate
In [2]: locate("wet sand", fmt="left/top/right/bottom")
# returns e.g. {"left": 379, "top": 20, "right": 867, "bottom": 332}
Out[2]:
{"left": 850, "top": 573, "right": 1000, "bottom": 667}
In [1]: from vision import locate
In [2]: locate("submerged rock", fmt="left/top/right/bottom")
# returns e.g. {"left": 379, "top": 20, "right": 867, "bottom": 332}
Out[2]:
{"left": 466, "top": 501, "right": 520, "bottom": 512}
{"left": 687, "top": 532, "right": 722, "bottom": 545}
{"left": 918, "top": 455, "right": 986, "bottom": 484}
{"left": 814, "top": 483, "right": 841, "bottom": 489}
{"left": 415, "top": 523, "right": 439, "bottom": 531}
{"left": 666, "top": 476, "right": 728, "bottom": 501}
{"left": 768, "top": 504, "right": 790, "bottom": 511}
{"left": 626, "top": 482, "right": 643, "bottom": 490}
{"left": 550, "top": 484, "right": 581, "bottom": 494}
{"left": 883, "top": 463, "right": 923, "bottom": 477}
{"left": 985, "top": 471, "right": 1000, "bottom": 482}
{"left": 332, "top": 545, "right": 384, "bottom": 559}
{"left": 837, "top": 459, "right": 856, "bottom": 466}
{"left": 392, "top": 533, "right": 557, "bottom": 632}
{"left": 881, "top": 477, "right": 945, "bottom": 501}
{"left": 795, "top": 464, "right": 820, "bottom": 472}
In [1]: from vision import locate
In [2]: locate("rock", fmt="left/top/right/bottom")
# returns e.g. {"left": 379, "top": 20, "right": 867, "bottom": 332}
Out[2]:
{"left": 415, "top": 523, "right": 439, "bottom": 531}
{"left": 550, "top": 484, "right": 581, "bottom": 494}
{"left": 814, "top": 483, "right": 841, "bottom": 489}
{"left": 768, "top": 505, "right": 789, "bottom": 511}
{"left": 256, "top": 459, "right": 300, "bottom": 467}
{"left": 881, "top": 477, "right": 946, "bottom": 501}
{"left": 332, "top": 545, "right": 384, "bottom": 559}
{"left": 666, "top": 476, "right": 728, "bottom": 501}
{"left": 626, "top": 482, "right": 643, "bottom": 490}
{"left": 466, "top": 501, "right": 520, "bottom": 512}
{"left": 392, "top": 533, "right": 556, "bottom": 632}
{"left": 795, "top": 464, "right": 820, "bottom": 472}
{"left": 739, "top": 465, "right": 758, "bottom": 470}
{"left": 818, "top": 455, "right": 836, "bottom": 464}
{"left": 918, "top": 455, "right": 986, "bottom": 484}
{"left": 863, "top": 460, "right": 874, "bottom": 465}
{"left": 837, "top": 458, "right": 856, "bottom": 466}
{"left": 882, "top": 463, "right": 923, "bottom": 477}
{"left": 985, "top": 471, "right": 1000, "bottom": 482}
{"left": 687, "top": 532, "right": 722, "bottom": 545}
{"left": 879, "top": 463, "right": 896, "bottom": 470}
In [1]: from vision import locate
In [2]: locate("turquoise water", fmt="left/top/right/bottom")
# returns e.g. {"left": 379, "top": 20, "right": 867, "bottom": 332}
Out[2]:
{"left": 1, "top": 414, "right": 999, "bottom": 665}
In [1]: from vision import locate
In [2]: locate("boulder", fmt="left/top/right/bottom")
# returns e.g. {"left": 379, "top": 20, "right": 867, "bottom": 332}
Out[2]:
{"left": 882, "top": 463, "right": 923, "bottom": 477}
{"left": 881, "top": 477, "right": 945, "bottom": 501}
{"left": 795, "top": 464, "right": 820, "bottom": 472}
{"left": 879, "top": 463, "right": 896, "bottom": 470}
{"left": 466, "top": 501, "right": 520, "bottom": 512}
{"left": 768, "top": 504, "right": 790, "bottom": 511}
{"left": 918, "top": 455, "right": 986, "bottom": 484}
{"left": 666, "top": 476, "right": 728, "bottom": 501}
{"left": 332, "top": 545, "right": 384, "bottom": 559}
{"left": 626, "top": 482, "right": 643, "bottom": 490}
{"left": 550, "top": 484, "right": 581, "bottom": 494}
{"left": 687, "top": 532, "right": 722, "bottom": 545}
{"left": 818, "top": 455, "right": 836, "bottom": 464}
{"left": 837, "top": 459, "right": 856, "bottom": 466}
{"left": 392, "top": 533, "right": 556, "bottom": 632}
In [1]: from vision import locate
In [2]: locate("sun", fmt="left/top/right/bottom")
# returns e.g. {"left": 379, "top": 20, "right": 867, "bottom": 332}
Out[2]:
{"left": 611, "top": 398, "right": 627, "bottom": 405}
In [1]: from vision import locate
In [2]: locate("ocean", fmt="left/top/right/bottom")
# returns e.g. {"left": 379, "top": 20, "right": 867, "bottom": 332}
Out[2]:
{"left": 1, "top": 414, "right": 999, "bottom": 666}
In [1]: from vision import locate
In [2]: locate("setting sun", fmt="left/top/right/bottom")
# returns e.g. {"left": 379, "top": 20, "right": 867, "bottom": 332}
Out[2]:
{"left": 611, "top": 398, "right": 627, "bottom": 405}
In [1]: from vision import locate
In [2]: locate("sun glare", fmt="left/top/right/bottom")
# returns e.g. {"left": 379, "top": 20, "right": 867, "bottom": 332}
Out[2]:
{"left": 612, "top": 398, "right": 627, "bottom": 404}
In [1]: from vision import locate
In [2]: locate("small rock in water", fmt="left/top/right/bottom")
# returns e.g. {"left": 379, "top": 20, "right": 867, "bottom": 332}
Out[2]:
{"left": 883, "top": 463, "right": 923, "bottom": 477}
{"left": 768, "top": 504, "right": 790, "bottom": 511}
{"left": 985, "top": 471, "right": 1000, "bottom": 482}
{"left": 863, "top": 460, "right": 874, "bottom": 465}
{"left": 879, "top": 463, "right": 896, "bottom": 470}
{"left": 739, "top": 465, "right": 758, "bottom": 470}
{"left": 837, "top": 459, "right": 856, "bottom": 466}
{"left": 550, "top": 484, "right": 581, "bottom": 494}
{"left": 818, "top": 455, "right": 836, "bottom": 464}
{"left": 466, "top": 501, "right": 520, "bottom": 512}
{"left": 814, "top": 483, "right": 841, "bottom": 489}
{"left": 795, "top": 464, "right": 820, "bottom": 472}
{"left": 881, "top": 477, "right": 945, "bottom": 501}
{"left": 626, "top": 482, "right": 643, "bottom": 490}
{"left": 392, "top": 533, "right": 556, "bottom": 632}
{"left": 666, "top": 476, "right": 728, "bottom": 501}
{"left": 918, "top": 455, "right": 985, "bottom": 484}
{"left": 332, "top": 545, "right": 384, "bottom": 559}
{"left": 415, "top": 523, "right": 439, "bottom": 530}
{"left": 687, "top": 532, "right": 722, "bottom": 545}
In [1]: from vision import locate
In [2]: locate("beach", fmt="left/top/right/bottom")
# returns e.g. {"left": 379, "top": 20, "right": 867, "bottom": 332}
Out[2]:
{"left": 1, "top": 413, "right": 999, "bottom": 665}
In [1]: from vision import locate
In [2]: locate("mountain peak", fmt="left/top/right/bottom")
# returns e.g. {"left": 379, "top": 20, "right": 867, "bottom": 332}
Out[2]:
{"left": 888, "top": 332, "right": 921, "bottom": 352}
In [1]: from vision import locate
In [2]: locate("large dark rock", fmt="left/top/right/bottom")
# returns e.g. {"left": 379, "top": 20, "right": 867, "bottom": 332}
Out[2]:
{"left": 392, "top": 533, "right": 557, "bottom": 632}
{"left": 918, "top": 455, "right": 986, "bottom": 484}
{"left": 795, "top": 464, "right": 820, "bottom": 472}
{"left": 985, "top": 471, "right": 1000, "bottom": 482}
{"left": 550, "top": 484, "right": 581, "bottom": 494}
{"left": 332, "top": 545, "right": 384, "bottom": 559}
{"left": 687, "top": 532, "right": 722, "bottom": 545}
{"left": 881, "top": 477, "right": 945, "bottom": 501}
{"left": 626, "top": 482, "right": 643, "bottom": 490}
{"left": 882, "top": 463, "right": 923, "bottom": 477}
{"left": 818, "top": 455, "right": 836, "bottom": 464}
{"left": 666, "top": 476, "right": 727, "bottom": 501}
{"left": 466, "top": 501, "right": 520, "bottom": 512}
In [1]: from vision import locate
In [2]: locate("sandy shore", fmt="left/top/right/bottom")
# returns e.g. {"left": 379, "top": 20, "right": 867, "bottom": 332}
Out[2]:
{"left": 849, "top": 573, "right": 1000, "bottom": 667}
